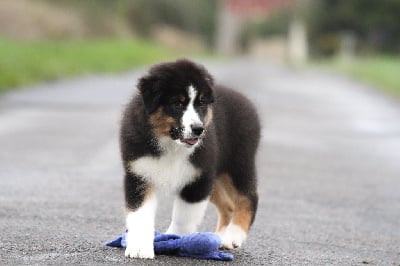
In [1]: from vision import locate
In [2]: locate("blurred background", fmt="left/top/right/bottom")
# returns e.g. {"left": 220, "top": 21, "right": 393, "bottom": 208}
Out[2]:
{"left": 1, "top": 1, "right": 400, "bottom": 264}
{"left": 0, "top": 0, "right": 399, "bottom": 96}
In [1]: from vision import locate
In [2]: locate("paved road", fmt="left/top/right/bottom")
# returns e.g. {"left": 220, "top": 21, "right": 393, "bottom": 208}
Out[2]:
{"left": 1, "top": 59, "right": 399, "bottom": 265}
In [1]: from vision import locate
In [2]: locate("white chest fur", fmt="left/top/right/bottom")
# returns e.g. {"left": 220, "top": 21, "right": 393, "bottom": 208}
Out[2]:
{"left": 129, "top": 138, "right": 200, "bottom": 194}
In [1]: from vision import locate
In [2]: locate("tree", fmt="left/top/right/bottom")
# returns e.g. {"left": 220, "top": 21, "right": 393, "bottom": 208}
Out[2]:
{"left": 307, "top": 0, "right": 400, "bottom": 54}
{"left": 124, "top": 0, "right": 217, "bottom": 47}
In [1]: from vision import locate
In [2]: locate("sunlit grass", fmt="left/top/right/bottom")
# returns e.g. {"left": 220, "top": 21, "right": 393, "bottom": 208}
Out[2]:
{"left": 0, "top": 38, "right": 175, "bottom": 92}
{"left": 321, "top": 56, "right": 400, "bottom": 97}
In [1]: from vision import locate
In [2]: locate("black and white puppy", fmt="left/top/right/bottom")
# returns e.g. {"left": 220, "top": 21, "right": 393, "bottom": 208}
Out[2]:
{"left": 120, "top": 59, "right": 260, "bottom": 259}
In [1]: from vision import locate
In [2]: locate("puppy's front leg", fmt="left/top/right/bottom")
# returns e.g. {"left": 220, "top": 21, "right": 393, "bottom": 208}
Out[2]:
{"left": 166, "top": 197, "right": 208, "bottom": 235}
{"left": 166, "top": 176, "right": 211, "bottom": 235}
{"left": 124, "top": 172, "right": 156, "bottom": 259}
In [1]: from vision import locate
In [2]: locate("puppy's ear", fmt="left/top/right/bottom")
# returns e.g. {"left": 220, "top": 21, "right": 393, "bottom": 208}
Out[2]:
{"left": 138, "top": 75, "right": 161, "bottom": 114}
{"left": 204, "top": 72, "right": 215, "bottom": 103}
{"left": 205, "top": 72, "right": 214, "bottom": 88}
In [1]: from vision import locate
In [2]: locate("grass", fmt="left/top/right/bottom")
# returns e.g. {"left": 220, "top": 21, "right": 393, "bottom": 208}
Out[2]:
{"left": 0, "top": 38, "right": 176, "bottom": 92}
{"left": 320, "top": 56, "right": 400, "bottom": 97}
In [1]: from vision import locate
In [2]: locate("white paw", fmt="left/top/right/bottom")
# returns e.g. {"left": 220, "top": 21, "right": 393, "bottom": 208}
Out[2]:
{"left": 165, "top": 223, "right": 179, "bottom": 235}
{"left": 124, "top": 243, "right": 154, "bottom": 259}
{"left": 219, "top": 224, "right": 247, "bottom": 250}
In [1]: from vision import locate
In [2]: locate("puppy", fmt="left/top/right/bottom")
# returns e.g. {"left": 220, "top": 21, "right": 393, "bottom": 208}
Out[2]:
{"left": 120, "top": 59, "right": 260, "bottom": 259}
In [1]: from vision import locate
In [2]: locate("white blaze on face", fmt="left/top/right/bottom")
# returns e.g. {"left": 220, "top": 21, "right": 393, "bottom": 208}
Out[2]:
{"left": 181, "top": 85, "right": 201, "bottom": 138}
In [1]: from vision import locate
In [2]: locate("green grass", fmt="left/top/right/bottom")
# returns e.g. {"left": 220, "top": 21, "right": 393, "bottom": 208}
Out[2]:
{"left": 321, "top": 56, "right": 400, "bottom": 97}
{"left": 0, "top": 38, "right": 176, "bottom": 92}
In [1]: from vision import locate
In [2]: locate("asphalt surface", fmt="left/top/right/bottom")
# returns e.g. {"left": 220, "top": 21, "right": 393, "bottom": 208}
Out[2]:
{"left": 1, "top": 59, "right": 399, "bottom": 265}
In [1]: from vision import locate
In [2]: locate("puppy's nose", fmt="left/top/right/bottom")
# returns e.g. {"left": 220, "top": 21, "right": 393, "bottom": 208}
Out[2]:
{"left": 191, "top": 124, "right": 204, "bottom": 136}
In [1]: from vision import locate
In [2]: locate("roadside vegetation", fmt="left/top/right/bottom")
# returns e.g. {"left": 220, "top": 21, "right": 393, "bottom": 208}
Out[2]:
{"left": 0, "top": 38, "right": 175, "bottom": 92}
{"left": 321, "top": 56, "right": 400, "bottom": 97}
{"left": 0, "top": 0, "right": 215, "bottom": 93}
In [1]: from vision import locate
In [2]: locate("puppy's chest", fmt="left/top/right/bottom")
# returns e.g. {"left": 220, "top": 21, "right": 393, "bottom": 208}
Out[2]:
{"left": 129, "top": 150, "right": 200, "bottom": 193}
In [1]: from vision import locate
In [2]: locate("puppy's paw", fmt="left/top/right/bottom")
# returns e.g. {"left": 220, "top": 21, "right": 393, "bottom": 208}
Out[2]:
{"left": 219, "top": 224, "right": 247, "bottom": 250}
{"left": 124, "top": 243, "right": 154, "bottom": 259}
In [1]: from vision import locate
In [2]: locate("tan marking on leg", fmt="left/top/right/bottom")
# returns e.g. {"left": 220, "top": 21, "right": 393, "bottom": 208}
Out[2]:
{"left": 211, "top": 173, "right": 254, "bottom": 233}
{"left": 231, "top": 195, "right": 253, "bottom": 233}
{"left": 210, "top": 175, "right": 234, "bottom": 232}
{"left": 149, "top": 107, "right": 176, "bottom": 137}
{"left": 204, "top": 106, "right": 213, "bottom": 127}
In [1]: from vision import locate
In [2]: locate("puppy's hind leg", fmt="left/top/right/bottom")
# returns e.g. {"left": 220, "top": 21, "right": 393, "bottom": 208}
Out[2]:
{"left": 210, "top": 176, "right": 234, "bottom": 235}
{"left": 212, "top": 173, "right": 258, "bottom": 250}
{"left": 221, "top": 193, "right": 257, "bottom": 249}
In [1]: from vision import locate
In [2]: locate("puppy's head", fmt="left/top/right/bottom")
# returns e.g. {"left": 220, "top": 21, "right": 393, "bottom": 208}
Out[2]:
{"left": 138, "top": 59, "right": 214, "bottom": 147}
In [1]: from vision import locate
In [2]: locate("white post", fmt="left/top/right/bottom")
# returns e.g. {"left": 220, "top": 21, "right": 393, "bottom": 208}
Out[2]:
{"left": 287, "top": 17, "right": 308, "bottom": 63}
{"left": 216, "top": 0, "right": 243, "bottom": 55}
{"left": 339, "top": 31, "right": 356, "bottom": 62}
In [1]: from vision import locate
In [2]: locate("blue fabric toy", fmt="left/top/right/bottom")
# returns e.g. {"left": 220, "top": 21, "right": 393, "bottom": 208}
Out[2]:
{"left": 106, "top": 231, "right": 233, "bottom": 261}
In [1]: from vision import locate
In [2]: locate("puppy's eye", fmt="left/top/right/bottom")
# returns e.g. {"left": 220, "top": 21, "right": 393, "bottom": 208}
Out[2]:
{"left": 173, "top": 102, "right": 184, "bottom": 109}
{"left": 198, "top": 101, "right": 206, "bottom": 107}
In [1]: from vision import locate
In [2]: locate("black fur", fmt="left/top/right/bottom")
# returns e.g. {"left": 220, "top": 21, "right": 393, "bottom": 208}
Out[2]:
{"left": 138, "top": 59, "right": 214, "bottom": 116}
{"left": 120, "top": 59, "right": 260, "bottom": 223}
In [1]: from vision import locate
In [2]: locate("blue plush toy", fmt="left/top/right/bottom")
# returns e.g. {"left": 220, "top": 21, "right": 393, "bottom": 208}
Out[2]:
{"left": 106, "top": 231, "right": 233, "bottom": 261}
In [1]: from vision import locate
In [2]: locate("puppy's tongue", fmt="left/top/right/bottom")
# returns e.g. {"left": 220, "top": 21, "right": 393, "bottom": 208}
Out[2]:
{"left": 180, "top": 138, "right": 198, "bottom": 145}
